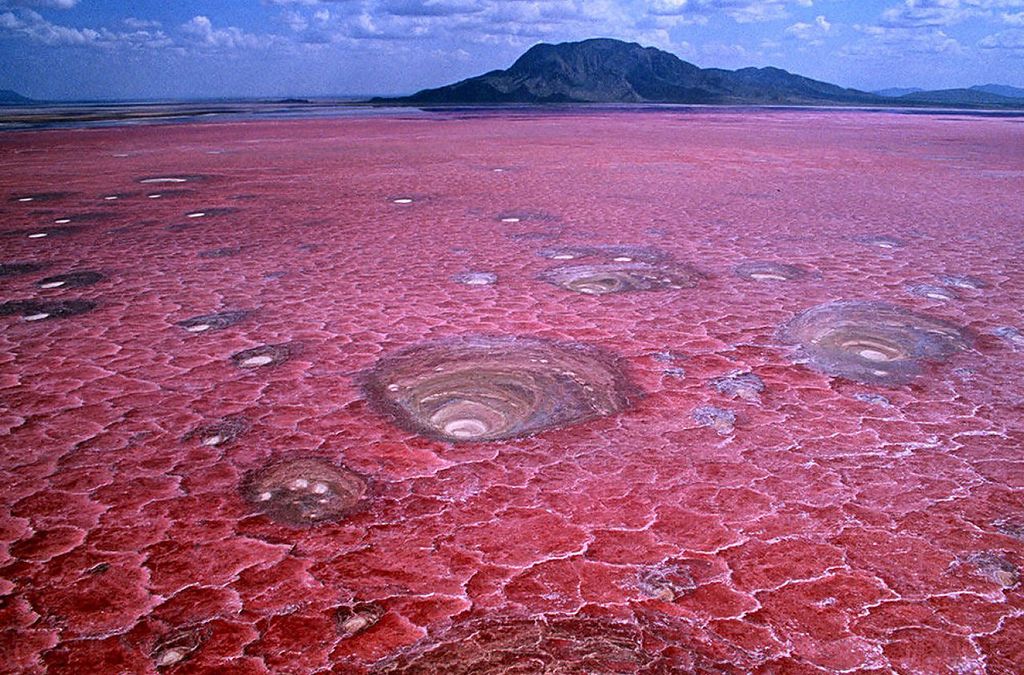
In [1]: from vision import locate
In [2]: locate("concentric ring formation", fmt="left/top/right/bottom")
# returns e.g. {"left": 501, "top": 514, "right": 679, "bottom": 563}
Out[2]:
{"left": 779, "top": 301, "right": 969, "bottom": 385}
{"left": 539, "top": 262, "right": 700, "bottom": 295}
{"left": 364, "top": 336, "right": 641, "bottom": 442}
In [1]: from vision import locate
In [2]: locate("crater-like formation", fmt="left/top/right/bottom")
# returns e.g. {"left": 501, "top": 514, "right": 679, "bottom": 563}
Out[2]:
{"left": 374, "top": 616, "right": 655, "bottom": 674}
{"left": 241, "top": 458, "right": 369, "bottom": 527}
{"left": 0, "top": 262, "right": 45, "bottom": 278}
{"left": 710, "top": 372, "right": 765, "bottom": 401}
{"left": 181, "top": 207, "right": 239, "bottom": 219}
{"left": 11, "top": 225, "right": 84, "bottom": 240}
{"left": 539, "top": 262, "right": 699, "bottom": 295}
{"left": 907, "top": 284, "right": 957, "bottom": 301}
{"left": 47, "top": 211, "right": 118, "bottom": 225}
{"left": 452, "top": 271, "right": 497, "bottom": 286}
{"left": 0, "top": 299, "right": 96, "bottom": 321}
{"left": 37, "top": 271, "right": 105, "bottom": 289}
{"left": 779, "top": 301, "right": 969, "bottom": 385}
{"left": 198, "top": 247, "right": 242, "bottom": 259}
{"left": 183, "top": 415, "right": 248, "bottom": 447}
{"left": 734, "top": 261, "right": 808, "bottom": 282}
{"left": 938, "top": 274, "right": 988, "bottom": 290}
{"left": 364, "top": 335, "right": 640, "bottom": 442}
{"left": 176, "top": 310, "right": 251, "bottom": 333}
{"left": 856, "top": 235, "right": 904, "bottom": 249}
{"left": 337, "top": 602, "right": 385, "bottom": 639}
{"left": 136, "top": 174, "right": 210, "bottom": 184}
{"left": 230, "top": 343, "right": 293, "bottom": 369}
{"left": 151, "top": 627, "right": 210, "bottom": 670}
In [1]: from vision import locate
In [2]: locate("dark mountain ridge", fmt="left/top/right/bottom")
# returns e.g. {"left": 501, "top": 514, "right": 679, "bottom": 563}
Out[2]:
{"left": 373, "top": 38, "right": 1024, "bottom": 110}
{"left": 378, "top": 39, "right": 879, "bottom": 106}
{"left": 0, "top": 89, "right": 34, "bottom": 105}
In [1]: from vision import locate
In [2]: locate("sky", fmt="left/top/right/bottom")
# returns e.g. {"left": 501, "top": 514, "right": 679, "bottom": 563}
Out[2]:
{"left": 0, "top": 0, "right": 1022, "bottom": 100}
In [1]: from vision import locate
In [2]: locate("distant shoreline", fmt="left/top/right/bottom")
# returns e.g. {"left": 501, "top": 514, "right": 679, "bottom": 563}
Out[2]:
{"left": 2, "top": 100, "right": 1024, "bottom": 131}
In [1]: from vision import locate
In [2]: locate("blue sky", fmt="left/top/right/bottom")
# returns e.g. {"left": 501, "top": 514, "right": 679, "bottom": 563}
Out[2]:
{"left": 1, "top": 0, "right": 1022, "bottom": 100}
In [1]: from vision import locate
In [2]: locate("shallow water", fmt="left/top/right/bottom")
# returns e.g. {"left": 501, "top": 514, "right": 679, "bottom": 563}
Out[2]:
{"left": 1, "top": 110, "right": 1022, "bottom": 673}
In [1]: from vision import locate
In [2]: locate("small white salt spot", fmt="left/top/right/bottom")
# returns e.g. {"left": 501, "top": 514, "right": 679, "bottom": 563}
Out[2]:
{"left": 28, "top": 233, "right": 48, "bottom": 239}
{"left": 312, "top": 482, "right": 329, "bottom": 494}
{"left": 104, "top": 196, "right": 119, "bottom": 201}
{"left": 501, "top": 217, "right": 520, "bottom": 223}
{"left": 186, "top": 323, "right": 211, "bottom": 333}
{"left": 24, "top": 313, "right": 50, "bottom": 321}
{"left": 17, "top": 197, "right": 33, "bottom": 202}
{"left": 156, "top": 649, "right": 184, "bottom": 667}
{"left": 613, "top": 256, "right": 633, "bottom": 262}
{"left": 387, "top": 384, "right": 400, "bottom": 391}
{"left": 141, "top": 177, "right": 187, "bottom": 184}
{"left": 877, "top": 242, "right": 894, "bottom": 249}
{"left": 493, "top": 168, "right": 505, "bottom": 172}
{"left": 257, "top": 491, "right": 272, "bottom": 502}
{"left": 54, "top": 218, "right": 71, "bottom": 224}
{"left": 39, "top": 281, "right": 65, "bottom": 289}
{"left": 186, "top": 212, "right": 206, "bottom": 218}
{"left": 464, "top": 277, "right": 491, "bottom": 286}
{"left": 112, "top": 153, "right": 129, "bottom": 158}
{"left": 290, "top": 478, "right": 309, "bottom": 490}
{"left": 925, "top": 292, "right": 950, "bottom": 300}
{"left": 552, "top": 254, "right": 575, "bottom": 260}
{"left": 242, "top": 355, "right": 274, "bottom": 367}
{"left": 202, "top": 434, "right": 224, "bottom": 446}
{"left": 147, "top": 194, "right": 162, "bottom": 199}
{"left": 750, "top": 273, "right": 787, "bottom": 281}
{"left": 393, "top": 198, "right": 414, "bottom": 204}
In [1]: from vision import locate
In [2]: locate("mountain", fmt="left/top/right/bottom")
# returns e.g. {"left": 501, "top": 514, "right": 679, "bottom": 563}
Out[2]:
{"left": 0, "top": 89, "right": 34, "bottom": 105}
{"left": 375, "top": 38, "right": 881, "bottom": 106}
{"left": 873, "top": 87, "right": 924, "bottom": 97}
{"left": 970, "top": 84, "right": 1024, "bottom": 99}
{"left": 896, "top": 88, "right": 1024, "bottom": 106}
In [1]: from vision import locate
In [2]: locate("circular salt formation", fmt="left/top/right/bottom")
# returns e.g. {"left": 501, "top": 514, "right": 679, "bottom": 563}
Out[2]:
{"left": 36, "top": 271, "right": 105, "bottom": 289}
{"left": 337, "top": 602, "right": 385, "bottom": 639}
{"left": 857, "top": 235, "right": 905, "bottom": 249}
{"left": 364, "top": 336, "right": 641, "bottom": 443}
{"left": 183, "top": 415, "right": 247, "bottom": 447}
{"left": 137, "top": 174, "right": 210, "bottom": 185}
{"left": 452, "top": 271, "right": 497, "bottom": 286}
{"left": 779, "top": 301, "right": 968, "bottom": 385}
{"left": 938, "top": 274, "right": 988, "bottom": 290}
{"left": 539, "top": 262, "right": 699, "bottom": 296}
{"left": 735, "top": 261, "right": 808, "bottom": 282}
{"left": 9, "top": 192, "right": 74, "bottom": 204}
{"left": 176, "top": 310, "right": 250, "bottom": 333}
{"left": 908, "top": 284, "right": 957, "bottom": 301}
{"left": 230, "top": 343, "right": 292, "bottom": 369}
{"left": 241, "top": 458, "right": 369, "bottom": 527}
{"left": 374, "top": 616, "right": 655, "bottom": 674}
{"left": 151, "top": 626, "right": 210, "bottom": 670}
{"left": 0, "top": 299, "right": 96, "bottom": 321}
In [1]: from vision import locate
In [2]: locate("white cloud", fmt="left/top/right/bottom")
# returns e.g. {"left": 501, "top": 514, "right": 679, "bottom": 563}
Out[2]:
{"left": 786, "top": 14, "right": 831, "bottom": 42}
{"left": 181, "top": 15, "right": 271, "bottom": 49}
{"left": 0, "top": 8, "right": 171, "bottom": 48}
{"left": 979, "top": 26, "right": 1024, "bottom": 47}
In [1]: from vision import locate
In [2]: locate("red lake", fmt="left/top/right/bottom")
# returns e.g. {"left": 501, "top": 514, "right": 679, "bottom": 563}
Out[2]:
{"left": 1, "top": 109, "right": 1022, "bottom": 673}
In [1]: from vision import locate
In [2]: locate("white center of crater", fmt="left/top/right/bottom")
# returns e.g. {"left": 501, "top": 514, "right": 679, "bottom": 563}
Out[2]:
{"left": 186, "top": 324, "right": 211, "bottom": 332}
{"left": 39, "top": 281, "right": 65, "bottom": 289}
{"left": 24, "top": 313, "right": 50, "bottom": 321}
{"left": 242, "top": 355, "right": 274, "bottom": 367}
{"left": 858, "top": 349, "right": 892, "bottom": 362}
{"left": 28, "top": 233, "right": 48, "bottom": 239}
{"left": 444, "top": 418, "right": 490, "bottom": 438}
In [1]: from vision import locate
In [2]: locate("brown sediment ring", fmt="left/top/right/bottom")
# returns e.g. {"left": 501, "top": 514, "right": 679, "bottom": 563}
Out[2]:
{"left": 364, "top": 335, "right": 642, "bottom": 443}
{"left": 779, "top": 300, "right": 969, "bottom": 385}
{"left": 539, "top": 262, "right": 700, "bottom": 295}
{"left": 241, "top": 458, "right": 370, "bottom": 528}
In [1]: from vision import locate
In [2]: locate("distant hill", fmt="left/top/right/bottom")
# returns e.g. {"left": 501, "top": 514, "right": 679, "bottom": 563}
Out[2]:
{"left": 374, "top": 39, "right": 882, "bottom": 106}
{"left": 873, "top": 87, "right": 924, "bottom": 97}
{"left": 970, "top": 84, "right": 1024, "bottom": 99}
{"left": 0, "top": 89, "right": 34, "bottom": 105}
{"left": 896, "top": 88, "right": 1024, "bottom": 106}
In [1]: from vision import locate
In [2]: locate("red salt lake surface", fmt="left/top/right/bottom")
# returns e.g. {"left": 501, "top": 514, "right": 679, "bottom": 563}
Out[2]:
{"left": 1, "top": 109, "right": 1023, "bottom": 673}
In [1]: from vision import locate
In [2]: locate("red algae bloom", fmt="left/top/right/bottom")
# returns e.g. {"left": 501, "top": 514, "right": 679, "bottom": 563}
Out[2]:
{"left": 779, "top": 301, "right": 968, "bottom": 386}
{"left": 364, "top": 335, "right": 641, "bottom": 442}
{"left": 242, "top": 458, "right": 369, "bottom": 527}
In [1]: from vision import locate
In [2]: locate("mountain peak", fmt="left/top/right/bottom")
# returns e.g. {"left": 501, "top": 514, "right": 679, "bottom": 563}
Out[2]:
{"left": 379, "top": 38, "right": 876, "bottom": 106}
